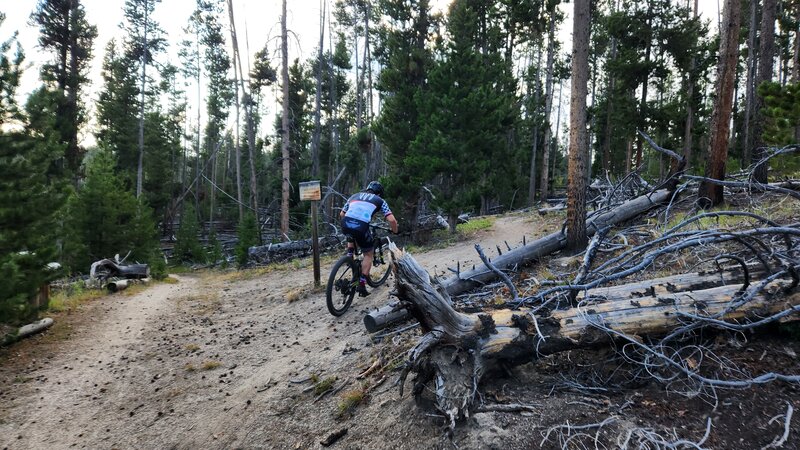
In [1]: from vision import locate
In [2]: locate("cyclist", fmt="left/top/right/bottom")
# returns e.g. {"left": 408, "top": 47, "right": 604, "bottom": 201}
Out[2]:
{"left": 339, "top": 180, "right": 399, "bottom": 296}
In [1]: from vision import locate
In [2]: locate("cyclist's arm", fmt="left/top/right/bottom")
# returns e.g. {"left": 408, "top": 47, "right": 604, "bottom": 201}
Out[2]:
{"left": 380, "top": 200, "right": 399, "bottom": 233}
{"left": 387, "top": 213, "right": 399, "bottom": 234}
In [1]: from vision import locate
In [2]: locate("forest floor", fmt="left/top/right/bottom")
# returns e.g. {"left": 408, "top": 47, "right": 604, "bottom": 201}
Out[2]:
{"left": 1, "top": 208, "right": 799, "bottom": 450}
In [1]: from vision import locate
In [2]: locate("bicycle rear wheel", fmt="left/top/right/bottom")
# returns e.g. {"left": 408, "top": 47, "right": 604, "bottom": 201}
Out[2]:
{"left": 326, "top": 256, "right": 358, "bottom": 316}
{"left": 366, "top": 238, "right": 392, "bottom": 288}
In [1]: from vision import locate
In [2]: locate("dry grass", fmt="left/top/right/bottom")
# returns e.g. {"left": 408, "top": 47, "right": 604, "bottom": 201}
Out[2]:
{"left": 48, "top": 285, "right": 106, "bottom": 312}
{"left": 201, "top": 360, "right": 222, "bottom": 370}
{"left": 285, "top": 287, "right": 309, "bottom": 303}
{"left": 337, "top": 388, "right": 367, "bottom": 417}
{"left": 313, "top": 376, "right": 337, "bottom": 395}
{"left": 184, "top": 343, "right": 200, "bottom": 352}
{"left": 207, "top": 263, "right": 292, "bottom": 283}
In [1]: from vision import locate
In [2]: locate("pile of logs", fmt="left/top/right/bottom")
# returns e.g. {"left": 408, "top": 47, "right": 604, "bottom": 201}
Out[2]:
{"left": 374, "top": 142, "right": 800, "bottom": 433}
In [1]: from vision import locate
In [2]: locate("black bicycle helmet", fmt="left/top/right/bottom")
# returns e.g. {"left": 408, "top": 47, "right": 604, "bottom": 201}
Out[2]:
{"left": 366, "top": 180, "right": 384, "bottom": 196}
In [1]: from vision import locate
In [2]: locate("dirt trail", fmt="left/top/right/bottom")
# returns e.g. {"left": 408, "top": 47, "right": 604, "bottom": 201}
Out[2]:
{"left": 2, "top": 212, "right": 796, "bottom": 449}
{"left": 0, "top": 215, "right": 541, "bottom": 450}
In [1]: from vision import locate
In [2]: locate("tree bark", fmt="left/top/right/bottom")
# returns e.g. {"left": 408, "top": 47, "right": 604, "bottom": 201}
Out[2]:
{"left": 602, "top": 0, "right": 618, "bottom": 174}
{"left": 698, "top": 0, "right": 741, "bottom": 207}
{"left": 751, "top": 0, "right": 777, "bottom": 183}
{"left": 528, "top": 44, "right": 543, "bottom": 206}
{"left": 680, "top": 0, "right": 699, "bottom": 173}
{"left": 566, "top": 0, "right": 590, "bottom": 250}
{"left": 742, "top": 0, "right": 758, "bottom": 169}
{"left": 230, "top": 21, "right": 243, "bottom": 222}
{"left": 635, "top": 3, "right": 653, "bottom": 168}
{"left": 280, "top": 0, "right": 291, "bottom": 239}
{"left": 539, "top": 10, "right": 557, "bottom": 200}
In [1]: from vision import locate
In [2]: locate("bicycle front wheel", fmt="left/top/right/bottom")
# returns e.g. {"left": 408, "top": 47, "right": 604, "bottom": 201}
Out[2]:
{"left": 326, "top": 256, "right": 358, "bottom": 316}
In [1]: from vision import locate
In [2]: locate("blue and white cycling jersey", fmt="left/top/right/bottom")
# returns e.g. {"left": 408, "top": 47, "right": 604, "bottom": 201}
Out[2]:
{"left": 342, "top": 192, "right": 393, "bottom": 224}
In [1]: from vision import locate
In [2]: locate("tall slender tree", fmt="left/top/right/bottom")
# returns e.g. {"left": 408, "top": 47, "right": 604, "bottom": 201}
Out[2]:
{"left": 699, "top": 0, "right": 741, "bottom": 207}
{"left": 280, "top": 0, "right": 291, "bottom": 239}
{"left": 373, "top": 0, "right": 436, "bottom": 229}
{"left": 539, "top": 2, "right": 558, "bottom": 200}
{"left": 566, "top": 0, "right": 590, "bottom": 250}
{"left": 122, "top": 0, "right": 164, "bottom": 198}
{"left": 30, "top": 0, "right": 97, "bottom": 185}
{"left": 752, "top": 0, "right": 777, "bottom": 182}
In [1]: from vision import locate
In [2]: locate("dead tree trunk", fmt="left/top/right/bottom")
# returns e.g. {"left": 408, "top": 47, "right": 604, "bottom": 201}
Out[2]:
{"left": 442, "top": 189, "right": 673, "bottom": 296}
{"left": 390, "top": 243, "right": 800, "bottom": 431}
{"left": 280, "top": 0, "right": 291, "bottom": 239}
{"left": 364, "top": 189, "right": 673, "bottom": 331}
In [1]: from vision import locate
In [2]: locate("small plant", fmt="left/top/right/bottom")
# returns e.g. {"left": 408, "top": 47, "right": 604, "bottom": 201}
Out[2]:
{"left": 185, "top": 344, "right": 200, "bottom": 352}
{"left": 185, "top": 363, "right": 196, "bottom": 372}
{"left": 285, "top": 288, "right": 305, "bottom": 303}
{"left": 337, "top": 388, "right": 367, "bottom": 417}
{"left": 48, "top": 282, "right": 105, "bottom": 313}
{"left": 456, "top": 217, "right": 495, "bottom": 234}
{"left": 314, "top": 376, "right": 337, "bottom": 395}
{"left": 235, "top": 213, "right": 259, "bottom": 268}
{"left": 201, "top": 360, "right": 221, "bottom": 370}
{"left": 162, "top": 276, "right": 179, "bottom": 284}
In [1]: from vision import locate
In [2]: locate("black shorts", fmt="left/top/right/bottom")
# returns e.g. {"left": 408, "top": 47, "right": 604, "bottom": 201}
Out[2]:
{"left": 342, "top": 218, "right": 375, "bottom": 251}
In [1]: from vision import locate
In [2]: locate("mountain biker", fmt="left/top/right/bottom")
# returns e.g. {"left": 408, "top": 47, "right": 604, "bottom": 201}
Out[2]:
{"left": 339, "top": 181, "right": 399, "bottom": 297}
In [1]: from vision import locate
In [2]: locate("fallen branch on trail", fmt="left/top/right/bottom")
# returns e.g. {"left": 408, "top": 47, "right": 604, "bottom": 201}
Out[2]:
{"left": 388, "top": 243, "right": 800, "bottom": 432}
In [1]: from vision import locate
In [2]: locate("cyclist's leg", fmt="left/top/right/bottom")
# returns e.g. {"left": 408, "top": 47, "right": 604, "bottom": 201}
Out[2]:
{"left": 362, "top": 249, "right": 374, "bottom": 278}
{"left": 359, "top": 227, "right": 376, "bottom": 278}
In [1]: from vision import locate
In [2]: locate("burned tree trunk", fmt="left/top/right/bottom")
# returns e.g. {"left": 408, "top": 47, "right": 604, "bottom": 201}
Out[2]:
{"left": 390, "top": 244, "right": 800, "bottom": 431}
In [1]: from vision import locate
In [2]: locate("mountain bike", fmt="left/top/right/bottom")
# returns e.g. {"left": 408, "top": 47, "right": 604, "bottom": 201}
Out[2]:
{"left": 326, "top": 224, "right": 393, "bottom": 316}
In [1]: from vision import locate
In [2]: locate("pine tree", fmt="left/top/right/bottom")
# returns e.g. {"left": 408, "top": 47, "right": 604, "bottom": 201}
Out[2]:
{"left": 122, "top": 0, "right": 165, "bottom": 198}
{"left": 235, "top": 212, "right": 258, "bottom": 267}
{"left": 30, "top": 0, "right": 97, "bottom": 185}
{"left": 373, "top": 0, "right": 436, "bottom": 229}
{"left": 198, "top": 0, "right": 233, "bottom": 225}
{"left": 173, "top": 203, "right": 205, "bottom": 263}
{"left": 96, "top": 40, "right": 139, "bottom": 187}
{"left": 64, "top": 150, "right": 162, "bottom": 275}
{"left": 699, "top": 0, "right": 741, "bottom": 207}
{"left": 566, "top": 0, "right": 590, "bottom": 250}
{"left": 414, "top": 0, "right": 517, "bottom": 231}
{"left": 0, "top": 22, "right": 66, "bottom": 323}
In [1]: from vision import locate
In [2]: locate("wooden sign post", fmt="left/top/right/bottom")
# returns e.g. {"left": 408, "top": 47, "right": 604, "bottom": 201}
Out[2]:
{"left": 299, "top": 181, "right": 322, "bottom": 286}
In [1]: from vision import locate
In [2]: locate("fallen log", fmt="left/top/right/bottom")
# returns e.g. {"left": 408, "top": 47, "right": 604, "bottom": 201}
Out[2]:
{"left": 442, "top": 189, "right": 673, "bottom": 296}
{"left": 1, "top": 318, "right": 54, "bottom": 346}
{"left": 248, "top": 235, "right": 343, "bottom": 263}
{"left": 364, "top": 189, "right": 673, "bottom": 332}
{"left": 107, "top": 279, "right": 128, "bottom": 292}
{"left": 389, "top": 244, "right": 800, "bottom": 431}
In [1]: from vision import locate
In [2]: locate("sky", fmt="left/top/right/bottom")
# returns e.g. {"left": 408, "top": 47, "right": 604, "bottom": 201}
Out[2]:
{"left": 2, "top": 0, "right": 719, "bottom": 146}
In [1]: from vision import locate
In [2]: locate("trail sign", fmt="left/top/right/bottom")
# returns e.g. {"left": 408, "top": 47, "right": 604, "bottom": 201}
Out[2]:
{"left": 300, "top": 181, "right": 322, "bottom": 286}
{"left": 299, "top": 181, "right": 321, "bottom": 201}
